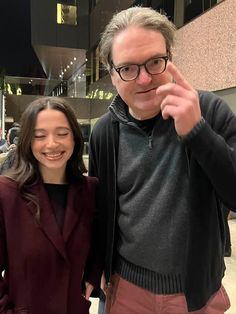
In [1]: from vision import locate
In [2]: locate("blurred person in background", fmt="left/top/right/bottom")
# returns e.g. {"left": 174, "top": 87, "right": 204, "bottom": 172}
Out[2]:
{"left": 0, "top": 123, "right": 20, "bottom": 174}
{"left": 6, "top": 123, "right": 20, "bottom": 149}
{"left": 0, "top": 128, "right": 7, "bottom": 153}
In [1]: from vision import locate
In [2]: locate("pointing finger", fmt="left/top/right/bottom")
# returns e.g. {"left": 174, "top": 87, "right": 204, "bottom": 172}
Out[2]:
{"left": 167, "top": 62, "right": 193, "bottom": 91}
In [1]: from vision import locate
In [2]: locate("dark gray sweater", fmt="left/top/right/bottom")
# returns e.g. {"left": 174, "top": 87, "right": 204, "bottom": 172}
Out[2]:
{"left": 111, "top": 102, "right": 189, "bottom": 293}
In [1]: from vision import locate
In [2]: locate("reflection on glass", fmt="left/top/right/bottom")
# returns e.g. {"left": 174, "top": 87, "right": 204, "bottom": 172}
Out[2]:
{"left": 57, "top": 4, "right": 77, "bottom": 25}
{"left": 4, "top": 76, "right": 68, "bottom": 97}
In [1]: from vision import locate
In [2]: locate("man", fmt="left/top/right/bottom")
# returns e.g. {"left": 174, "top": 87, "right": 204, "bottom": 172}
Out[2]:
{"left": 89, "top": 6, "right": 236, "bottom": 313}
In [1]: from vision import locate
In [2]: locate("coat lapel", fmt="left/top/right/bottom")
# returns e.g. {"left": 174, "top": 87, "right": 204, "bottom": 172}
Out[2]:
{"left": 27, "top": 182, "right": 68, "bottom": 261}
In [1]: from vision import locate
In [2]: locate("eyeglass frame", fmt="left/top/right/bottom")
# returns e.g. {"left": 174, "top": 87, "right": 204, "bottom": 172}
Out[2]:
{"left": 111, "top": 55, "right": 169, "bottom": 82}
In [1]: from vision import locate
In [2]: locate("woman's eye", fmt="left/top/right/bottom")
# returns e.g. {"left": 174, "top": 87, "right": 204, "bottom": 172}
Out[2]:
{"left": 57, "top": 133, "right": 68, "bottom": 137}
{"left": 34, "top": 135, "right": 45, "bottom": 139}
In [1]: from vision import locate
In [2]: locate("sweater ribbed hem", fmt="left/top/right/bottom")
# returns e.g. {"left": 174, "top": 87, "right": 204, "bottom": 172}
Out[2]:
{"left": 115, "top": 255, "right": 183, "bottom": 294}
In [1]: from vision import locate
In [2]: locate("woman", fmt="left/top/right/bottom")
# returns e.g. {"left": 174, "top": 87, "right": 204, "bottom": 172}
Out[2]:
{"left": 0, "top": 97, "right": 102, "bottom": 314}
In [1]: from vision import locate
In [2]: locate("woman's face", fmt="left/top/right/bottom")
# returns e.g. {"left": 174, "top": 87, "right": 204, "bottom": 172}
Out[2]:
{"left": 31, "top": 108, "right": 74, "bottom": 183}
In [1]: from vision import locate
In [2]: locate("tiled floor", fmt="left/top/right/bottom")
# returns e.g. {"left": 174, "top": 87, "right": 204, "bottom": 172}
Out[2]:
{"left": 90, "top": 219, "right": 236, "bottom": 314}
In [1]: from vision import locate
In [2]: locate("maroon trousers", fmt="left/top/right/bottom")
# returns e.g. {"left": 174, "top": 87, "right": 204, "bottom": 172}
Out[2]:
{"left": 105, "top": 274, "right": 230, "bottom": 314}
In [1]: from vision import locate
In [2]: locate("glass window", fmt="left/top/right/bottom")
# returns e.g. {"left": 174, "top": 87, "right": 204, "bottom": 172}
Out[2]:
{"left": 184, "top": 0, "right": 218, "bottom": 24}
{"left": 57, "top": 3, "right": 77, "bottom": 25}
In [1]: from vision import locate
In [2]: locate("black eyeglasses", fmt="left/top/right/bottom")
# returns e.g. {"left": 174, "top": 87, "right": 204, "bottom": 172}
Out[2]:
{"left": 111, "top": 56, "right": 169, "bottom": 81}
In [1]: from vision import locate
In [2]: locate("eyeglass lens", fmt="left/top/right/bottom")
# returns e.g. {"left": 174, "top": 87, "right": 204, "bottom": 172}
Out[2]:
{"left": 119, "top": 57, "right": 167, "bottom": 81}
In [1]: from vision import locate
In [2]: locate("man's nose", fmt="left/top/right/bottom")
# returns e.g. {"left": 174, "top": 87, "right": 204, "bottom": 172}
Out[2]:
{"left": 136, "top": 66, "right": 152, "bottom": 85}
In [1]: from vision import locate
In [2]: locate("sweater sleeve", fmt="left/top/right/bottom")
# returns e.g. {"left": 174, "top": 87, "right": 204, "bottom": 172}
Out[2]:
{"left": 183, "top": 91, "right": 236, "bottom": 210}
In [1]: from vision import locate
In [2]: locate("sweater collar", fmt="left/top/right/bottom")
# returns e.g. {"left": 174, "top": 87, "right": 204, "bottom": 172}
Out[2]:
{"left": 109, "top": 95, "right": 129, "bottom": 123}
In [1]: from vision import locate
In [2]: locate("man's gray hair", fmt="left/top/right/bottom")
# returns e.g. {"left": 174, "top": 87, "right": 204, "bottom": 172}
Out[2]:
{"left": 99, "top": 6, "right": 176, "bottom": 71}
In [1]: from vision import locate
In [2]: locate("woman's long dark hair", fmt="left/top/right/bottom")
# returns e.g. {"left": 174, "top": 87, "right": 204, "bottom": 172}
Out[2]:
{"left": 7, "top": 97, "right": 87, "bottom": 219}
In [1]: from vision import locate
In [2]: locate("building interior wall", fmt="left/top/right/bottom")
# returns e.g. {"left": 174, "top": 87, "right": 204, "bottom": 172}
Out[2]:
{"left": 173, "top": 0, "right": 236, "bottom": 92}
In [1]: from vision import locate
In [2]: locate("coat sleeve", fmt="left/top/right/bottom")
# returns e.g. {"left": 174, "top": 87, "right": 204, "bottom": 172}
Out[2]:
{"left": 183, "top": 91, "right": 236, "bottom": 210}
{"left": 82, "top": 177, "right": 105, "bottom": 296}
{"left": 0, "top": 203, "right": 14, "bottom": 313}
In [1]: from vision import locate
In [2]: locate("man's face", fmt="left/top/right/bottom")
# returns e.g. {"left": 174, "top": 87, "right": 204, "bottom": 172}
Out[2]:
{"left": 111, "top": 26, "right": 172, "bottom": 120}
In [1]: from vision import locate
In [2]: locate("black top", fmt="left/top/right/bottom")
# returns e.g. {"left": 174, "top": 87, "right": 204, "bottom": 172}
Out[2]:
{"left": 127, "top": 111, "right": 157, "bottom": 136}
{"left": 44, "top": 183, "right": 68, "bottom": 231}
